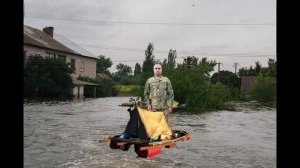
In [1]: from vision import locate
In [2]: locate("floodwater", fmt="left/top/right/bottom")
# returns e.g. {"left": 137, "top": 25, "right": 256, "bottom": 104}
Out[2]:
{"left": 24, "top": 97, "right": 276, "bottom": 168}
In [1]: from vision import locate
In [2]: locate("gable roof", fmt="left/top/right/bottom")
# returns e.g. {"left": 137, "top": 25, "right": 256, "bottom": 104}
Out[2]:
{"left": 54, "top": 34, "right": 97, "bottom": 59}
{"left": 24, "top": 25, "right": 79, "bottom": 55}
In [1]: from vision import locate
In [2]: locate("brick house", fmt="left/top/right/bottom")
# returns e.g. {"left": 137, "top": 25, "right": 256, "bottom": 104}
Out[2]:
{"left": 24, "top": 25, "right": 98, "bottom": 99}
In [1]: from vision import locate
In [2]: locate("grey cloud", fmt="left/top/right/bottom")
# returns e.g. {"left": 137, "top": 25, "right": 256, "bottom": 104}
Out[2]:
{"left": 24, "top": 0, "right": 276, "bottom": 72}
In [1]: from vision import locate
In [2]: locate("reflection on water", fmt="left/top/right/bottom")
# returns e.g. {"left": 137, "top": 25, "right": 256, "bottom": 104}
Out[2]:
{"left": 24, "top": 97, "right": 276, "bottom": 168}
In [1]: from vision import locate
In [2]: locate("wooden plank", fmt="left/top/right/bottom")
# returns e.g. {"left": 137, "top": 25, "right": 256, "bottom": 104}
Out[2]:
{"left": 98, "top": 135, "right": 115, "bottom": 143}
{"left": 138, "top": 134, "right": 189, "bottom": 150}
{"left": 120, "top": 138, "right": 148, "bottom": 144}
{"left": 139, "top": 142, "right": 177, "bottom": 151}
{"left": 148, "top": 134, "right": 188, "bottom": 146}
{"left": 100, "top": 132, "right": 190, "bottom": 149}
{"left": 116, "top": 141, "right": 128, "bottom": 146}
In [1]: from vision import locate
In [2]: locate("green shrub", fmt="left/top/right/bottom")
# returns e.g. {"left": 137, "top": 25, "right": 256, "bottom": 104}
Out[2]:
{"left": 250, "top": 74, "right": 276, "bottom": 102}
{"left": 186, "top": 82, "right": 230, "bottom": 112}
{"left": 78, "top": 76, "right": 117, "bottom": 97}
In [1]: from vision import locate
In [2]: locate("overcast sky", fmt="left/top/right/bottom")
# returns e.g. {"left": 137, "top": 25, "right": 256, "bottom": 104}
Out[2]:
{"left": 24, "top": 0, "right": 276, "bottom": 73}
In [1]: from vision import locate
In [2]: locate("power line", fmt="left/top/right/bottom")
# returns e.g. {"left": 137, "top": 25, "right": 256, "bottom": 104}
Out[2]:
{"left": 111, "top": 54, "right": 275, "bottom": 63}
{"left": 25, "top": 16, "right": 276, "bottom": 26}
{"left": 76, "top": 43, "right": 275, "bottom": 58}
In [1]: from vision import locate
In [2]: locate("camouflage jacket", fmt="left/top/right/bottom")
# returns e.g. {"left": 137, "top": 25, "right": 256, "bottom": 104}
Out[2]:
{"left": 144, "top": 76, "right": 174, "bottom": 110}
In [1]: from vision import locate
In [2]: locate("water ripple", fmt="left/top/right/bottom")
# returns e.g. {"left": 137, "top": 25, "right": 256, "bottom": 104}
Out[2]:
{"left": 24, "top": 97, "right": 276, "bottom": 168}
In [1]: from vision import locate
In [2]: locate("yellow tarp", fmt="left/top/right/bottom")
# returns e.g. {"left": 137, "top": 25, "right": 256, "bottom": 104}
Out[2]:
{"left": 137, "top": 107, "right": 172, "bottom": 140}
{"left": 167, "top": 100, "right": 179, "bottom": 108}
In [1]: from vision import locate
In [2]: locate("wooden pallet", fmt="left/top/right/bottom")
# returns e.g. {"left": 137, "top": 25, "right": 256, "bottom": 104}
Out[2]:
{"left": 99, "top": 130, "right": 190, "bottom": 158}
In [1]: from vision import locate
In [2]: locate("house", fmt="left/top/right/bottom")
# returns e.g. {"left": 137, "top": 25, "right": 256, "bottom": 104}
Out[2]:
{"left": 241, "top": 76, "right": 276, "bottom": 94}
{"left": 240, "top": 76, "right": 257, "bottom": 94}
{"left": 24, "top": 25, "right": 98, "bottom": 99}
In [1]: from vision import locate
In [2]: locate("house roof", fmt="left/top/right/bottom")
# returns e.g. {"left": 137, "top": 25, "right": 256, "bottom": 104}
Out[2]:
{"left": 24, "top": 25, "right": 80, "bottom": 55}
{"left": 54, "top": 34, "right": 97, "bottom": 59}
{"left": 72, "top": 77, "right": 98, "bottom": 86}
{"left": 96, "top": 73, "right": 112, "bottom": 81}
{"left": 24, "top": 25, "right": 97, "bottom": 59}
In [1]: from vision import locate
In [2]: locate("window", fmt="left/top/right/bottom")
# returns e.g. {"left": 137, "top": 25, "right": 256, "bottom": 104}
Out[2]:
{"left": 80, "top": 61, "right": 85, "bottom": 71}
{"left": 28, "top": 53, "right": 41, "bottom": 59}
{"left": 58, "top": 55, "right": 66, "bottom": 62}
{"left": 46, "top": 53, "right": 56, "bottom": 59}
{"left": 70, "top": 59, "right": 75, "bottom": 70}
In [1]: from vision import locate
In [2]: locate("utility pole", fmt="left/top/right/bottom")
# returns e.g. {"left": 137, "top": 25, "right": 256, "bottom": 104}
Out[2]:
{"left": 233, "top": 63, "right": 239, "bottom": 75}
{"left": 217, "top": 62, "right": 222, "bottom": 73}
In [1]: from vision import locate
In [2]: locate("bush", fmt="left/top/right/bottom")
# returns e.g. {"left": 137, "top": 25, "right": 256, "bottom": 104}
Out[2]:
{"left": 210, "top": 70, "right": 242, "bottom": 101}
{"left": 250, "top": 74, "right": 276, "bottom": 102}
{"left": 186, "top": 82, "right": 230, "bottom": 112}
{"left": 78, "top": 76, "right": 117, "bottom": 97}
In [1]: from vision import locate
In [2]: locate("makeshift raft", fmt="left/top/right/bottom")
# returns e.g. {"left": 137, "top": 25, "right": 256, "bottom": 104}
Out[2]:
{"left": 100, "top": 130, "right": 190, "bottom": 158}
{"left": 100, "top": 98, "right": 190, "bottom": 158}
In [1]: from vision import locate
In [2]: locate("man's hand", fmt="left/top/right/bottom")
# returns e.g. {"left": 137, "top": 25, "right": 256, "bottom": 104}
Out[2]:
{"left": 147, "top": 105, "right": 152, "bottom": 111}
{"left": 168, "top": 108, "right": 172, "bottom": 113}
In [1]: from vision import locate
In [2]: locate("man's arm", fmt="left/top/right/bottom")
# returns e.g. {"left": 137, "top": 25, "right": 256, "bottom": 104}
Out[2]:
{"left": 144, "top": 79, "right": 151, "bottom": 108}
{"left": 167, "top": 79, "right": 174, "bottom": 110}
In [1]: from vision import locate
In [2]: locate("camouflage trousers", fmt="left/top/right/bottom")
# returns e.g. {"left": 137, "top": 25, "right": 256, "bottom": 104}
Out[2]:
{"left": 163, "top": 109, "right": 170, "bottom": 124}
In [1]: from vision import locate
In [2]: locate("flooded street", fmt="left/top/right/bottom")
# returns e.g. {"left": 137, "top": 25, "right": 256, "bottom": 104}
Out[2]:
{"left": 24, "top": 97, "right": 276, "bottom": 168}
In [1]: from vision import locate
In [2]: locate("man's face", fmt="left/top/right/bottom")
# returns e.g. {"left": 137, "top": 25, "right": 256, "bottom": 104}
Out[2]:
{"left": 153, "top": 64, "right": 162, "bottom": 77}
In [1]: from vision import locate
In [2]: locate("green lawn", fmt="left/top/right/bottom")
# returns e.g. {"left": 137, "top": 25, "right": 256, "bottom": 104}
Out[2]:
{"left": 115, "top": 84, "right": 141, "bottom": 94}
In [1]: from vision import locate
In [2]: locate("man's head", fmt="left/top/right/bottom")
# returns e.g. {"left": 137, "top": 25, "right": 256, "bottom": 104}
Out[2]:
{"left": 153, "top": 64, "right": 162, "bottom": 77}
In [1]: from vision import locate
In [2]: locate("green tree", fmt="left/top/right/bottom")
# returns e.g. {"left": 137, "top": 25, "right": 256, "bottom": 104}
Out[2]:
{"left": 162, "top": 49, "right": 177, "bottom": 73}
{"left": 198, "top": 57, "right": 216, "bottom": 75}
{"left": 116, "top": 63, "right": 132, "bottom": 76}
{"left": 248, "top": 66, "right": 256, "bottom": 76}
{"left": 114, "top": 63, "right": 132, "bottom": 81}
{"left": 254, "top": 61, "right": 262, "bottom": 75}
{"left": 238, "top": 67, "right": 248, "bottom": 77}
{"left": 266, "top": 58, "right": 277, "bottom": 77}
{"left": 96, "top": 55, "right": 113, "bottom": 75}
{"left": 183, "top": 56, "right": 199, "bottom": 69}
{"left": 142, "top": 42, "right": 155, "bottom": 75}
{"left": 238, "top": 59, "right": 276, "bottom": 77}
{"left": 134, "top": 63, "right": 142, "bottom": 76}
{"left": 24, "top": 56, "right": 74, "bottom": 99}
{"left": 139, "top": 43, "right": 156, "bottom": 98}
{"left": 171, "top": 57, "right": 216, "bottom": 105}
{"left": 260, "top": 58, "right": 277, "bottom": 77}
{"left": 211, "top": 70, "right": 241, "bottom": 100}
{"left": 211, "top": 70, "right": 240, "bottom": 88}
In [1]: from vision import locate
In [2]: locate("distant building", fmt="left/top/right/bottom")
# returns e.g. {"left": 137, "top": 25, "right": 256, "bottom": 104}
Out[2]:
{"left": 241, "top": 76, "right": 276, "bottom": 94}
{"left": 240, "top": 76, "right": 257, "bottom": 94}
{"left": 24, "top": 25, "right": 98, "bottom": 99}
